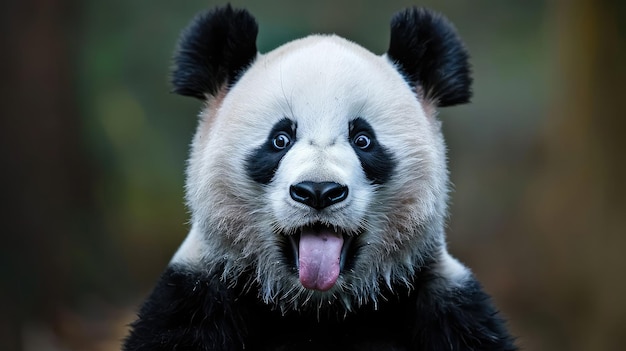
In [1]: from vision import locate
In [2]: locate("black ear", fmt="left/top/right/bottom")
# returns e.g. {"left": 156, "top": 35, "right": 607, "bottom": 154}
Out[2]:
{"left": 171, "top": 5, "right": 258, "bottom": 100}
{"left": 387, "top": 8, "right": 471, "bottom": 107}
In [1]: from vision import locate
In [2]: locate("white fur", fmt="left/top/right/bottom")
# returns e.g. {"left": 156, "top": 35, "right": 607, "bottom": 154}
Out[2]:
{"left": 174, "top": 35, "right": 457, "bottom": 311}
{"left": 171, "top": 224, "right": 207, "bottom": 267}
{"left": 434, "top": 249, "right": 471, "bottom": 288}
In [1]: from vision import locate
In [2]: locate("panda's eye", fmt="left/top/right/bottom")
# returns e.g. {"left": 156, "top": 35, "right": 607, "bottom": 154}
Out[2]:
{"left": 353, "top": 133, "right": 371, "bottom": 149}
{"left": 272, "top": 133, "right": 291, "bottom": 150}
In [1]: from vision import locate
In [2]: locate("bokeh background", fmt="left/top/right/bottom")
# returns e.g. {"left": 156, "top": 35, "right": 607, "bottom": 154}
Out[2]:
{"left": 2, "top": 0, "right": 625, "bottom": 350}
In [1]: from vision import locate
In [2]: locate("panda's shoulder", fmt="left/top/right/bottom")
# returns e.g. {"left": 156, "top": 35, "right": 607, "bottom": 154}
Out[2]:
{"left": 124, "top": 265, "right": 250, "bottom": 350}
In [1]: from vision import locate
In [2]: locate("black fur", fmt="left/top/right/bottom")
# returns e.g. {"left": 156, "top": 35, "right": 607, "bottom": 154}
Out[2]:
{"left": 123, "top": 264, "right": 516, "bottom": 351}
{"left": 349, "top": 118, "right": 396, "bottom": 185}
{"left": 247, "top": 118, "right": 297, "bottom": 184}
{"left": 171, "top": 5, "right": 258, "bottom": 99}
{"left": 387, "top": 7, "right": 472, "bottom": 107}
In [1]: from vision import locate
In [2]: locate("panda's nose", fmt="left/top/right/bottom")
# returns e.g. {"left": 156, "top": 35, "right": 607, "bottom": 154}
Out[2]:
{"left": 290, "top": 181, "right": 349, "bottom": 210}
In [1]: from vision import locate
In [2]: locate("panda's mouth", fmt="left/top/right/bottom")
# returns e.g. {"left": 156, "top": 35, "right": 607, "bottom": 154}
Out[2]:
{"left": 286, "top": 223, "right": 356, "bottom": 292}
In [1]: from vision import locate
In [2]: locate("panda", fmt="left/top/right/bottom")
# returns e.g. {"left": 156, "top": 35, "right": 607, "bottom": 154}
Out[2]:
{"left": 123, "top": 5, "right": 516, "bottom": 351}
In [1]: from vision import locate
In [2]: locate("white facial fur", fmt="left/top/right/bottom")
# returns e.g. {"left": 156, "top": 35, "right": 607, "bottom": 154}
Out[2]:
{"left": 173, "top": 35, "right": 457, "bottom": 311}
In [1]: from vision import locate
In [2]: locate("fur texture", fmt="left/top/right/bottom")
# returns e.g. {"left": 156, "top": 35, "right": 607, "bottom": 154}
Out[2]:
{"left": 124, "top": 5, "right": 516, "bottom": 351}
{"left": 387, "top": 7, "right": 472, "bottom": 106}
{"left": 172, "top": 5, "right": 258, "bottom": 99}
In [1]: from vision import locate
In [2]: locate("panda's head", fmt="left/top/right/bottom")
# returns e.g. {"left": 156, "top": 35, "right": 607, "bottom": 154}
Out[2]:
{"left": 171, "top": 5, "right": 471, "bottom": 311}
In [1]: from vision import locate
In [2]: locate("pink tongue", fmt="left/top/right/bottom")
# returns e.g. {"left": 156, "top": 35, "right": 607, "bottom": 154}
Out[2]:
{"left": 298, "top": 228, "right": 343, "bottom": 291}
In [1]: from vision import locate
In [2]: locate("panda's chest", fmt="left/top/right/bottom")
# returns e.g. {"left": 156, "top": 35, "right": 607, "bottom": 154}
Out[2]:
{"left": 238, "top": 290, "right": 414, "bottom": 351}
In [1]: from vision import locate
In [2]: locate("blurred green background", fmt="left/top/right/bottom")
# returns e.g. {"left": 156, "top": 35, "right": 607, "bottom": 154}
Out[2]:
{"left": 1, "top": 0, "right": 625, "bottom": 350}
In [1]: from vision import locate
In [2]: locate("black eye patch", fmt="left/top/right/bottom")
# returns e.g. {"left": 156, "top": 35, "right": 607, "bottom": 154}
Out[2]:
{"left": 349, "top": 118, "right": 396, "bottom": 185}
{"left": 246, "top": 118, "right": 297, "bottom": 184}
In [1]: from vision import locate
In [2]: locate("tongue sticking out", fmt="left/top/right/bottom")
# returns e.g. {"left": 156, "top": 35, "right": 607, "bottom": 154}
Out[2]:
{"left": 298, "top": 227, "right": 344, "bottom": 291}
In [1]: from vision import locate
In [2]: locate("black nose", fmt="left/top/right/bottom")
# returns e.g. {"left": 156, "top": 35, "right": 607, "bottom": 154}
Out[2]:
{"left": 290, "top": 181, "right": 349, "bottom": 210}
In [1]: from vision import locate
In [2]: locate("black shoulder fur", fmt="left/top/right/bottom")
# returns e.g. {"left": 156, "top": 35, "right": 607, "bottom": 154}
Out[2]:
{"left": 123, "top": 265, "right": 516, "bottom": 351}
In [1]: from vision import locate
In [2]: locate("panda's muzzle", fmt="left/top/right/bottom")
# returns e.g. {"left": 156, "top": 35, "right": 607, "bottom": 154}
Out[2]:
{"left": 289, "top": 181, "right": 349, "bottom": 210}
{"left": 284, "top": 181, "right": 354, "bottom": 291}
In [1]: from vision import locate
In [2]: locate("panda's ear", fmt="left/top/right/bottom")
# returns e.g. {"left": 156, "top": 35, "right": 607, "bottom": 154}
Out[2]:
{"left": 387, "top": 7, "right": 472, "bottom": 107}
{"left": 171, "top": 5, "right": 258, "bottom": 100}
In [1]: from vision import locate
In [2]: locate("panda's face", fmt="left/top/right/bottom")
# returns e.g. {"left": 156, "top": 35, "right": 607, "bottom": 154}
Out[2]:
{"left": 183, "top": 35, "right": 449, "bottom": 309}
